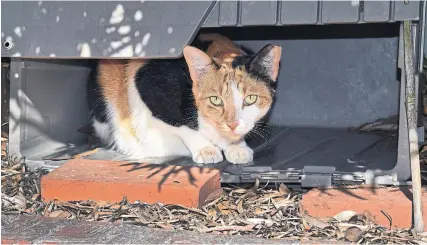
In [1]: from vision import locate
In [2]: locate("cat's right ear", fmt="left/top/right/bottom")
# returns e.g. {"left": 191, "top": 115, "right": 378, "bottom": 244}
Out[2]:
{"left": 183, "top": 46, "right": 213, "bottom": 83}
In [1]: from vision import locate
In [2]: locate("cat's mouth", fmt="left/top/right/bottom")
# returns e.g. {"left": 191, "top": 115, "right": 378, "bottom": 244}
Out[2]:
{"left": 215, "top": 123, "right": 248, "bottom": 142}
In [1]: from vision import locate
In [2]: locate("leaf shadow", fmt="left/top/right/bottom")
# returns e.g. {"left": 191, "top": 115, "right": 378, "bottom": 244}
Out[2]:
{"left": 119, "top": 158, "right": 217, "bottom": 193}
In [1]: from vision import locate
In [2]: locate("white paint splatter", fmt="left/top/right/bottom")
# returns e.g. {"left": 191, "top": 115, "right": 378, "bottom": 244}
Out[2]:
{"left": 14, "top": 73, "right": 19, "bottom": 78}
{"left": 110, "top": 41, "right": 123, "bottom": 49}
{"left": 135, "top": 43, "right": 142, "bottom": 55}
{"left": 118, "top": 25, "right": 131, "bottom": 35}
{"left": 41, "top": 8, "right": 47, "bottom": 15}
{"left": 111, "top": 45, "right": 133, "bottom": 57}
{"left": 169, "top": 48, "right": 176, "bottom": 54}
{"left": 91, "top": 38, "right": 97, "bottom": 44}
{"left": 140, "top": 51, "right": 146, "bottom": 57}
{"left": 35, "top": 47, "right": 41, "bottom": 54}
{"left": 49, "top": 53, "right": 56, "bottom": 57}
{"left": 77, "top": 43, "right": 82, "bottom": 50}
{"left": 122, "top": 36, "right": 131, "bottom": 44}
{"left": 1, "top": 33, "right": 4, "bottom": 38}
{"left": 134, "top": 31, "right": 140, "bottom": 37}
{"left": 134, "top": 10, "right": 143, "bottom": 21}
{"left": 38, "top": 1, "right": 42, "bottom": 6}
{"left": 56, "top": 16, "right": 60, "bottom": 23}
{"left": 58, "top": 7, "right": 63, "bottom": 12}
{"left": 106, "top": 27, "right": 116, "bottom": 34}
{"left": 351, "top": 0, "right": 359, "bottom": 7}
{"left": 84, "top": 12, "right": 87, "bottom": 17}
{"left": 14, "top": 27, "right": 22, "bottom": 38}
{"left": 167, "top": 26, "right": 173, "bottom": 34}
{"left": 110, "top": 4, "right": 125, "bottom": 24}
{"left": 80, "top": 43, "right": 91, "bottom": 57}
{"left": 22, "top": 26, "right": 26, "bottom": 31}
{"left": 142, "top": 33, "right": 151, "bottom": 46}
{"left": 100, "top": 18, "right": 105, "bottom": 23}
{"left": 12, "top": 52, "right": 21, "bottom": 57}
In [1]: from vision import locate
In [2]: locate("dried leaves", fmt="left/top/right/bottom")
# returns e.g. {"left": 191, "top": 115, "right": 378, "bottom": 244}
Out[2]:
{"left": 1, "top": 155, "right": 46, "bottom": 214}
{"left": 197, "top": 182, "right": 302, "bottom": 238}
{"left": 1, "top": 147, "right": 426, "bottom": 244}
{"left": 333, "top": 210, "right": 358, "bottom": 222}
{"left": 300, "top": 209, "right": 424, "bottom": 244}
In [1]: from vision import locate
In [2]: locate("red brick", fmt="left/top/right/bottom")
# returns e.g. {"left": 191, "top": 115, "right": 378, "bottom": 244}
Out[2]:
{"left": 41, "top": 159, "right": 221, "bottom": 208}
{"left": 300, "top": 187, "right": 427, "bottom": 230}
{"left": 1, "top": 239, "right": 30, "bottom": 244}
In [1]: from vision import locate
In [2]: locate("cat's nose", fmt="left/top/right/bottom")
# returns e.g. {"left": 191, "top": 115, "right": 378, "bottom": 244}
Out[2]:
{"left": 227, "top": 121, "right": 239, "bottom": 131}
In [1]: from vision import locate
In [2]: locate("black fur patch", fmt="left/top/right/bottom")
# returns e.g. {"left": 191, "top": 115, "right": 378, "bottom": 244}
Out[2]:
{"left": 135, "top": 59, "right": 199, "bottom": 130}
{"left": 231, "top": 55, "right": 252, "bottom": 69}
{"left": 232, "top": 54, "right": 277, "bottom": 97}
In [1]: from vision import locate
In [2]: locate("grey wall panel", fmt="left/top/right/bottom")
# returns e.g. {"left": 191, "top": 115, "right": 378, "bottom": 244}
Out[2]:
{"left": 321, "top": 1, "right": 360, "bottom": 24}
{"left": 394, "top": 0, "right": 420, "bottom": 21}
{"left": 1, "top": 1, "right": 214, "bottom": 58}
{"left": 234, "top": 37, "right": 399, "bottom": 128}
{"left": 219, "top": 1, "right": 239, "bottom": 26}
{"left": 240, "top": 1, "right": 278, "bottom": 26}
{"left": 280, "top": 1, "right": 319, "bottom": 25}
{"left": 201, "top": 0, "right": 421, "bottom": 27}
{"left": 158, "top": 26, "right": 197, "bottom": 57}
{"left": 3, "top": 1, "right": 423, "bottom": 58}
{"left": 363, "top": 1, "right": 391, "bottom": 22}
{"left": 203, "top": 2, "right": 219, "bottom": 28}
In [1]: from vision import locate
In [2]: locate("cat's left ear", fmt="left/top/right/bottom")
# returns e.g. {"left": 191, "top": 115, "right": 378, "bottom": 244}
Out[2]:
{"left": 249, "top": 44, "right": 282, "bottom": 82}
{"left": 183, "top": 46, "right": 213, "bottom": 83}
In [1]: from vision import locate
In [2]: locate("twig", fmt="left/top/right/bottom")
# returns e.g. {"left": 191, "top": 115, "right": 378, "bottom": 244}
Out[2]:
{"left": 198, "top": 225, "right": 255, "bottom": 233}
{"left": 404, "top": 20, "right": 424, "bottom": 233}
{"left": 165, "top": 204, "right": 207, "bottom": 217}
{"left": 1, "top": 194, "right": 25, "bottom": 207}
{"left": 381, "top": 210, "right": 393, "bottom": 230}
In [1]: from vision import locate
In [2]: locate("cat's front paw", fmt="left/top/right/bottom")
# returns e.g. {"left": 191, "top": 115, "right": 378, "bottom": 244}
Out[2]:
{"left": 225, "top": 145, "right": 254, "bottom": 164}
{"left": 192, "top": 146, "right": 223, "bottom": 164}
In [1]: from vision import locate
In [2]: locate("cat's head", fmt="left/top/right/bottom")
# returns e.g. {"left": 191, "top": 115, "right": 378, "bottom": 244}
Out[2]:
{"left": 183, "top": 44, "right": 282, "bottom": 143}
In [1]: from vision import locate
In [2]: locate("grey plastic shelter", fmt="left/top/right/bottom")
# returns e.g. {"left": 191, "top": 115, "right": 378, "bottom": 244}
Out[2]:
{"left": 1, "top": 1, "right": 426, "bottom": 187}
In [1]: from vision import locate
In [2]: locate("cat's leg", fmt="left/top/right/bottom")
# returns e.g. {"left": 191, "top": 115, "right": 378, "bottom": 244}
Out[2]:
{"left": 224, "top": 140, "right": 254, "bottom": 164}
{"left": 177, "top": 126, "right": 223, "bottom": 164}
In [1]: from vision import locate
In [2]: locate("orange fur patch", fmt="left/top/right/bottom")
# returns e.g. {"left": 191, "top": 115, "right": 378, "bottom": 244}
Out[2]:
{"left": 97, "top": 59, "right": 147, "bottom": 138}
{"left": 199, "top": 33, "right": 245, "bottom": 68}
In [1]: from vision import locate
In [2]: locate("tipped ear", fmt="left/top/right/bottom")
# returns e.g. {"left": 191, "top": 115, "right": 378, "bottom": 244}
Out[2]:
{"left": 249, "top": 44, "right": 282, "bottom": 82}
{"left": 183, "top": 46, "right": 213, "bottom": 83}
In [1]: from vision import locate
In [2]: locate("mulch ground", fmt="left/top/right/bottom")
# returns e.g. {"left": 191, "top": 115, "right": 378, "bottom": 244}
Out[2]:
{"left": 1, "top": 152, "right": 426, "bottom": 244}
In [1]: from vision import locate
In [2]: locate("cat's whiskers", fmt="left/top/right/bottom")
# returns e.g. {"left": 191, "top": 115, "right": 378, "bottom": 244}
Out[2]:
{"left": 247, "top": 130, "right": 266, "bottom": 146}
{"left": 251, "top": 128, "right": 270, "bottom": 143}
{"left": 255, "top": 123, "right": 276, "bottom": 132}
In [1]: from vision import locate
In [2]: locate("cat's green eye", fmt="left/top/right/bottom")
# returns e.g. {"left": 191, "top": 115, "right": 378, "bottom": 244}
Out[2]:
{"left": 244, "top": 95, "right": 258, "bottom": 106}
{"left": 209, "top": 96, "right": 223, "bottom": 106}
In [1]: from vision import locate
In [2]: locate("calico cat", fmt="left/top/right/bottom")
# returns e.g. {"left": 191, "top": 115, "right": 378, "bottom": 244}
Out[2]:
{"left": 86, "top": 33, "right": 282, "bottom": 164}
